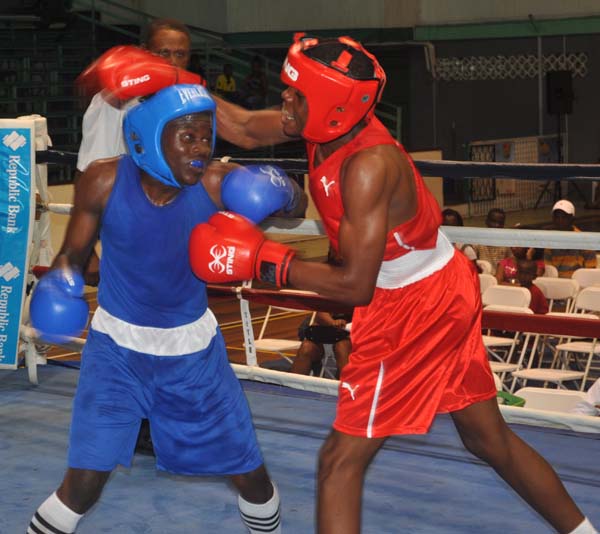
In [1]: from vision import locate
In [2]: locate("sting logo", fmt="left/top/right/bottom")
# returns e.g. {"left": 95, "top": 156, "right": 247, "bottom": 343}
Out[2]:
{"left": 121, "top": 74, "right": 151, "bottom": 87}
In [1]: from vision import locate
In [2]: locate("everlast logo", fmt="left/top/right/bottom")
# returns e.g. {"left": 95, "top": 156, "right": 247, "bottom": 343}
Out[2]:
{"left": 121, "top": 74, "right": 151, "bottom": 87}
{"left": 178, "top": 86, "right": 205, "bottom": 105}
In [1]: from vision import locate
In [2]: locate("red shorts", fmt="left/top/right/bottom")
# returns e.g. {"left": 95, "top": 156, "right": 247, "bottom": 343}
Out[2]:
{"left": 334, "top": 252, "right": 496, "bottom": 438}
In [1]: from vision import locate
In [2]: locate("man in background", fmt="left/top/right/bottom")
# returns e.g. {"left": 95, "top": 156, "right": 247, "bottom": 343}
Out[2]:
{"left": 473, "top": 208, "right": 511, "bottom": 273}
{"left": 215, "top": 63, "right": 238, "bottom": 102}
{"left": 544, "top": 200, "right": 597, "bottom": 278}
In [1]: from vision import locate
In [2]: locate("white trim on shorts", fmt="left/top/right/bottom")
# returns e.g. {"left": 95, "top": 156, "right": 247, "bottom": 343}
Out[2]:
{"left": 366, "top": 361, "right": 385, "bottom": 438}
{"left": 376, "top": 229, "right": 455, "bottom": 289}
{"left": 91, "top": 306, "right": 218, "bottom": 356}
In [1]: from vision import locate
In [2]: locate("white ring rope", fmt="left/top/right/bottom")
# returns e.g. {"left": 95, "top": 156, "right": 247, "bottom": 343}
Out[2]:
{"left": 261, "top": 217, "right": 600, "bottom": 250}
{"left": 36, "top": 206, "right": 600, "bottom": 250}
{"left": 441, "top": 226, "right": 600, "bottom": 249}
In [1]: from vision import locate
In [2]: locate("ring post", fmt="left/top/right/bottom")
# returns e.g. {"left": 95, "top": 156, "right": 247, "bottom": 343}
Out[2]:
{"left": 0, "top": 119, "right": 36, "bottom": 371}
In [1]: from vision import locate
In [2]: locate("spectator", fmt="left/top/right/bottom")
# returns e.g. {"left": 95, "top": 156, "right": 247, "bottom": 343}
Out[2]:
{"left": 512, "top": 224, "right": 546, "bottom": 277}
{"left": 544, "top": 200, "right": 597, "bottom": 278}
{"left": 215, "top": 63, "right": 237, "bottom": 102}
{"left": 529, "top": 244, "right": 546, "bottom": 277}
{"left": 516, "top": 258, "right": 549, "bottom": 314}
{"left": 441, "top": 208, "right": 479, "bottom": 272}
{"left": 241, "top": 55, "right": 268, "bottom": 109}
{"left": 496, "top": 248, "right": 525, "bottom": 285}
{"left": 473, "top": 208, "right": 511, "bottom": 273}
{"left": 496, "top": 226, "right": 545, "bottom": 284}
{"left": 291, "top": 311, "right": 352, "bottom": 378}
{"left": 291, "top": 246, "right": 352, "bottom": 377}
{"left": 571, "top": 378, "right": 600, "bottom": 416}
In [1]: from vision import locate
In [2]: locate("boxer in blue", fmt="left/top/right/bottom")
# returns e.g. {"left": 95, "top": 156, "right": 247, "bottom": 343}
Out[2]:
{"left": 28, "top": 84, "right": 304, "bottom": 533}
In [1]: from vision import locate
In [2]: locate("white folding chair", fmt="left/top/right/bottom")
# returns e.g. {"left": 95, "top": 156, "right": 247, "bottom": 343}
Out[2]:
{"left": 483, "top": 304, "right": 534, "bottom": 391}
{"left": 572, "top": 268, "right": 600, "bottom": 290}
{"left": 513, "top": 387, "right": 587, "bottom": 413}
{"left": 238, "top": 283, "right": 317, "bottom": 368}
{"left": 253, "top": 304, "right": 316, "bottom": 365}
{"left": 511, "top": 293, "right": 600, "bottom": 391}
{"left": 478, "top": 273, "right": 497, "bottom": 295}
{"left": 482, "top": 285, "right": 531, "bottom": 308}
{"left": 548, "top": 287, "right": 600, "bottom": 390}
{"left": 532, "top": 277, "right": 579, "bottom": 312}
{"left": 476, "top": 259, "right": 492, "bottom": 274}
{"left": 543, "top": 264, "right": 559, "bottom": 278}
{"left": 528, "top": 278, "right": 580, "bottom": 368}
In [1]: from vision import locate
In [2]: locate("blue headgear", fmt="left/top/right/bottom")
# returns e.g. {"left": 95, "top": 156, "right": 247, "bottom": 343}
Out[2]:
{"left": 123, "top": 84, "right": 216, "bottom": 188}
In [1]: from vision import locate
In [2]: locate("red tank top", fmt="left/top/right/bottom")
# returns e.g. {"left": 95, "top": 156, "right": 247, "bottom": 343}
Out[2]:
{"left": 306, "top": 118, "right": 441, "bottom": 260}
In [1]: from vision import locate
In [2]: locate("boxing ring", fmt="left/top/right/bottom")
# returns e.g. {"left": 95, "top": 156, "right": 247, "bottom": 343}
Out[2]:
{"left": 1, "top": 115, "right": 600, "bottom": 532}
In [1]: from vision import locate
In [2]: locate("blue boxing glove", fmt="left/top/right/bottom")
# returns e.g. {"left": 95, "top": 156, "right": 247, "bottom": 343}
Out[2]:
{"left": 221, "top": 164, "right": 300, "bottom": 224}
{"left": 30, "top": 269, "right": 89, "bottom": 344}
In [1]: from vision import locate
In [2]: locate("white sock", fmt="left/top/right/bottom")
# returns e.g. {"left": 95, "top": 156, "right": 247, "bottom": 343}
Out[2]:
{"left": 28, "top": 492, "right": 83, "bottom": 534}
{"left": 568, "top": 518, "right": 598, "bottom": 534}
{"left": 238, "top": 482, "right": 281, "bottom": 533}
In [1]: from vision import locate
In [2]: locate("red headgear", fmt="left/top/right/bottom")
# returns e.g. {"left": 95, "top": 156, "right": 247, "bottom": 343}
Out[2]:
{"left": 280, "top": 33, "right": 386, "bottom": 143}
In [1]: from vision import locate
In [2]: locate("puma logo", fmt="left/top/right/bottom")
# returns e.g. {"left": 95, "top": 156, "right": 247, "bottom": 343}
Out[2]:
{"left": 393, "top": 231, "right": 416, "bottom": 251}
{"left": 341, "top": 382, "right": 359, "bottom": 400}
{"left": 320, "top": 176, "right": 335, "bottom": 197}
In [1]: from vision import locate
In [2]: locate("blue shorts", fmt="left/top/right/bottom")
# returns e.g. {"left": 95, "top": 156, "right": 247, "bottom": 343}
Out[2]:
{"left": 68, "top": 328, "right": 263, "bottom": 475}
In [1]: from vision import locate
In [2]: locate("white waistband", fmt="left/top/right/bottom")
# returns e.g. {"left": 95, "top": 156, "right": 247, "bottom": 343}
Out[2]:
{"left": 91, "top": 306, "right": 218, "bottom": 356}
{"left": 376, "top": 229, "right": 455, "bottom": 289}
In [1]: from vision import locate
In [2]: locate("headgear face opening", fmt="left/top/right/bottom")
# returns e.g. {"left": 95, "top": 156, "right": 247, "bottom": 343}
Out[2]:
{"left": 123, "top": 84, "right": 216, "bottom": 188}
{"left": 280, "top": 33, "right": 386, "bottom": 143}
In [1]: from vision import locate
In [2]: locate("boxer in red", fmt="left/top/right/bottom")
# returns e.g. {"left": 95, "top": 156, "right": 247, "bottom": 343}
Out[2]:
{"left": 190, "top": 34, "right": 595, "bottom": 534}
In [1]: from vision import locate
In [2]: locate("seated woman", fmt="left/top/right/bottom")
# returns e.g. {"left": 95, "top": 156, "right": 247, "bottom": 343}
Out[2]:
{"left": 515, "top": 258, "right": 549, "bottom": 314}
{"left": 496, "top": 224, "right": 545, "bottom": 284}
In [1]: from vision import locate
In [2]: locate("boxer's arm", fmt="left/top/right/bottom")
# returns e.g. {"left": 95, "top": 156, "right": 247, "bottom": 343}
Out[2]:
{"left": 213, "top": 93, "right": 296, "bottom": 149}
{"left": 287, "top": 150, "right": 400, "bottom": 306}
{"left": 53, "top": 159, "right": 116, "bottom": 273}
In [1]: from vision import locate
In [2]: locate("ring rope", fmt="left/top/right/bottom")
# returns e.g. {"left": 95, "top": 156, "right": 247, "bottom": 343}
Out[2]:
{"left": 37, "top": 203, "right": 600, "bottom": 250}
{"left": 260, "top": 217, "right": 600, "bottom": 250}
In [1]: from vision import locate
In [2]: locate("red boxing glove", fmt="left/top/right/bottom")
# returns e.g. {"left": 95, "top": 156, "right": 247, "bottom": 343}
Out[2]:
{"left": 76, "top": 45, "right": 205, "bottom": 99}
{"left": 189, "top": 212, "right": 295, "bottom": 287}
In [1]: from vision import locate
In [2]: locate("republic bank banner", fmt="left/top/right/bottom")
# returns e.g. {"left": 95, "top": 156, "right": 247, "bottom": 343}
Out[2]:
{"left": 0, "top": 120, "right": 35, "bottom": 369}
